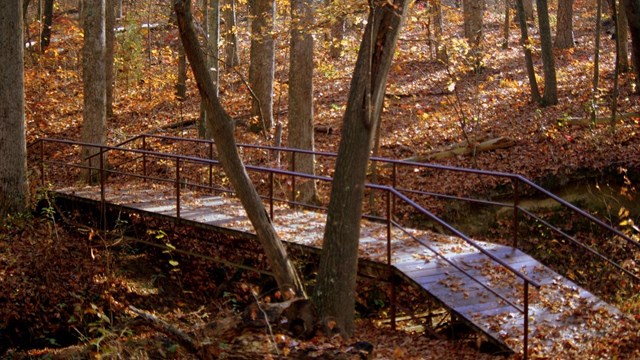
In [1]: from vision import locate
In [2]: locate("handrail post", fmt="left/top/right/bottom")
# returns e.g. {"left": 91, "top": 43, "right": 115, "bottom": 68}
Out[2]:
{"left": 209, "top": 142, "right": 214, "bottom": 192}
{"left": 269, "top": 172, "right": 274, "bottom": 220}
{"left": 291, "top": 152, "right": 296, "bottom": 203}
{"left": 142, "top": 136, "right": 147, "bottom": 181}
{"left": 523, "top": 281, "right": 529, "bottom": 360}
{"left": 99, "top": 146, "right": 106, "bottom": 231}
{"left": 392, "top": 163, "right": 397, "bottom": 213}
{"left": 513, "top": 178, "right": 520, "bottom": 248}
{"left": 176, "top": 157, "right": 181, "bottom": 220}
{"left": 39, "top": 140, "right": 45, "bottom": 187}
{"left": 387, "top": 190, "right": 397, "bottom": 330}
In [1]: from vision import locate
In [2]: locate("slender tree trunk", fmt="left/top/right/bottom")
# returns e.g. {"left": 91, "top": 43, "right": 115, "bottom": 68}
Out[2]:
{"left": 326, "top": 0, "right": 346, "bottom": 58}
{"left": 623, "top": 0, "right": 640, "bottom": 91}
{"left": 249, "top": 0, "right": 275, "bottom": 130}
{"left": 554, "top": 0, "right": 575, "bottom": 48}
{"left": 0, "top": 1, "right": 28, "bottom": 215}
{"left": 433, "top": 0, "right": 447, "bottom": 60}
{"left": 314, "top": 0, "right": 410, "bottom": 336}
{"left": 223, "top": 0, "right": 240, "bottom": 68}
{"left": 40, "top": 0, "right": 54, "bottom": 51}
{"left": 176, "top": 45, "right": 187, "bottom": 100}
{"left": 523, "top": 0, "right": 534, "bottom": 19}
{"left": 503, "top": 0, "right": 511, "bottom": 48}
{"left": 592, "top": 0, "right": 602, "bottom": 121}
{"left": 536, "top": 0, "right": 558, "bottom": 105}
{"left": 174, "top": 0, "right": 305, "bottom": 296}
{"left": 463, "top": 0, "right": 484, "bottom": 45}
{"left": 106, "top": 0, "right": 116, "bottom": 117}
{"left": 200, "top": 0, "right": 220, "bottom": 139}
{"left": 618, "top": 0, "right": 629, "bottom": 72}
{"left": 81, "top": 0, "right": 107, "bottom": 183}
{"left": 288, "top": 0, "right": 318, "bottom": 204}
{"left": 515, "top": 0, "right": 542, "bottom": 103}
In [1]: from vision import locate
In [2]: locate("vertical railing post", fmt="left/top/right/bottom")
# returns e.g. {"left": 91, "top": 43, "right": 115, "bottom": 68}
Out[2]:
{"left": 176, "top": 157, "right": 181, "bottom": 220}
{"left": 291, "top": 152, "right": 296, "bottom": 203}
{"left": 392, "top": 163, "right": 397, "bottom": 214}
{"left": 523, "top": 281, "right": 529, "bottom": 360}
{"left": 40, "top": 140, "right": 45, "bottom": 187}
{"left": 387, "top": 189, "right": 397, "bottom": 330}
{"left": 142, "top": 136, "right": 147, "bottom": 181}
{"left": 513, "top": 178, "right": 520, "bottom": 248}
{"left": 208, "top": 142, "right": 214, "bottom": 192}
{"left": 99, "top": 146, "right": 106, "bottom": 231}
{"left": 269, "top": 172, "right": 274, "bottom": 220}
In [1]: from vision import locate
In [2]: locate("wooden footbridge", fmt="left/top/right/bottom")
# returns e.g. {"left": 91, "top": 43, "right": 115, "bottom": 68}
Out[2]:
{"left": 29, "top": 135, "right": 640, "bottom": 358}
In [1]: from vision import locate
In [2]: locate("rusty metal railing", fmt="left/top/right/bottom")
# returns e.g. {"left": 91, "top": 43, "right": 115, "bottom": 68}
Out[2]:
{"left": 29, "top": 136, "right": 640, "bottom": 359}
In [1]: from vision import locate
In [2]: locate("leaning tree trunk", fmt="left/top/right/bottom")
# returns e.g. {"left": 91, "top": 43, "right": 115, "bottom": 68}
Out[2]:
{"left": 536, "top": 0, "right": 558, "bottom": 105}
{"left": 199, "top": 0, "right": 220, "bottom": 139}
{"left": 174, "top": 0, "right": 305, "bottom": 296}
{"left": 288, "top": 0, "right": 318, "bottom": 204}
{"left": 0, "top": 0, "right": 28, "bottom": 215}
{"left": 80, "top": 0, "right": 107, "bottom": 183}
{"left": 314, "top": 0, "right": 410, "bottom": 337}
{"left": 515, "top": 0, "right": 542, "bottom": 103}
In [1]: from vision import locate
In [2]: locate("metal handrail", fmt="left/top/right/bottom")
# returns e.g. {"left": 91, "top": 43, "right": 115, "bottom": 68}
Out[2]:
{"left": 29, "top": 136, "right": 639, "bottom": 359}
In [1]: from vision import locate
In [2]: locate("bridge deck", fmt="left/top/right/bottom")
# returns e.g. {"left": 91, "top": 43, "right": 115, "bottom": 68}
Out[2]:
{"left": 55, "top": 182, "right": 627, "bottom": 356}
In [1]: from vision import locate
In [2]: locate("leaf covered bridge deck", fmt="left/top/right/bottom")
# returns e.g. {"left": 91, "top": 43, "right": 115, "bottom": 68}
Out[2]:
{"left": 55, "top": 183, "right": 628, "bottom": 357}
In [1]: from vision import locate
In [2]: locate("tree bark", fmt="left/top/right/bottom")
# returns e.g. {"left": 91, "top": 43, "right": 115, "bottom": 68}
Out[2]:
{"left": 515, "top": 0, "right": 542, "bottom": 103}
{"left": 618, "top": 0, "right": 629, "bottom": 72}
{"left": 106, "top": 0, "right": 116, "bottom": 117}
{"left": 80, "top": 0, "right": 107, "bottom": 183}
{"left": 40, "top": 0, "right": 54, "bottom": 51}
{"left": 326, "top": 0, "right": 346, "bottom": 59}
{"left": 0, "top": 0, "right": 28, "bottom": 215}
{"left": 463, "top": 0, "right": 484, "bottom": 46}
{"left": 174, "top": 0, "right": 305, "bottom": 296}
{"left": 314, "top": 0, "right": 410, "bottom": 336}
{"left": 223, "top": 0, "right": 240, "bottom": 68}
{"left": 199, "top": 0, "right": 220, "bottom": 139}
{"left": 624, "top": 0, "right": 640, "bottom": 91}
{"left": 249, "top": 0, "right": 275, "bottom": 130}
{"left": 288, "top": 0, "right": 318, "bottom": 204}
{"left": 536, "top": 0, "right": 558, "bottom": 105}
{"left": 554, "top": 0, "right": 575, "bottom": 48}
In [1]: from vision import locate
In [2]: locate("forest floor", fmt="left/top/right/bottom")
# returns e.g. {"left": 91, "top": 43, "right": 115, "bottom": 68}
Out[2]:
{"left": 3, "top": 0, "right": 640, "bottom": 358}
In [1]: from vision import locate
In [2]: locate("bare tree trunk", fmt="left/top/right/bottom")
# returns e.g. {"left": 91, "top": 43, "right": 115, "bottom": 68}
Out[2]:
{"left": 0, "top": 1, "right": 28, "bottom": 215}
{"left": 81, "top": 0, "right": 107, "bottom": 183}
{"left": 554, "top": 0, "right": 575, "bottom": 48}
{"left": 515, "top": 0, "right": 542, "bottom": 103}
{"left": 503, "top": 0, "right": 510, "bottom": 48}
{"left": 174, "top": 0, "right": 305, "bottom": 296}
{"left": 618, "top": 0, "right": 630, "bottom": 72}
{"left": 288, "top": 0, "right": 318, "bottom": 204}
{"left": 106, "top": 0, "right": 116, "bottom": 117}
{"left": 40, "top": 0, "right": 54, "bottom": 51}
{"left": 326, "top": 0, "right": 346, "bottom": 58}
{"left": 523, "top": 0, "right": 534, "bottom": 19}
{"left": 592, "top": 0, "right": 602, "bottom": 122}
{"left": 223, "top": 0, "right": 240, "bottom": 68}
{"left": 200, "top": 0, "right": 220, "bottom": 139}
{"left": 625, "top": 0, "right": 640, "bottom": 91}
{"left": 176, "top": 44, "right": 187, "bottom": 100}
{"left": 314, "top": 0, "right": 410, "bottom": 336}
{"left": 536, "top": 0, "right": 558, "bottom": 105}
{"left": 249, "top": 0, "right": 275, "bottom": 131}
{"left": 433, "top": 0, "right": 447, "bottom": 60}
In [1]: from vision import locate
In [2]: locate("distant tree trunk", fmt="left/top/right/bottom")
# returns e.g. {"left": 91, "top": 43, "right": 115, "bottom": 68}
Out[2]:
{"left": 0, "top": 1, "right": 28, "bottom": 215}
{"left": 288, "top": 0, "right": 317, "bottom": 204}
{"left": 536, "top": 0, "right": 558, "bottom": 105}
{"left": 592, "top": 0, "right": 602, "bottom": 122}
{"left": 523, "top": 0, "right": 534, "bottom": 19}
{"left": 515, "top": 0, "right": 542, "bottom": 103}
{"left": 106, "top": 0, "right": 116, "bottom": 117}
{"left": 176, "top": 45, "right": 187, "bottom": 100}
{"left": 199, "top": 0, "right": 220, "bottom": 139}
{"left": 40, "top": 0, "right": 54, "bottom": 51}
{"left": 503, "top": 0, "right": 510, "bottom": 48}
{"left": 81, "top": 0, "right": 107, "bottom": 183}
{"left": 623, "top": 0, "right": 640, "bottom": 90}
{"left": 326, "top": 0, "right": 345, "bottom": 58}
{"left": 463, "top": 0, "right": 484, "bottom": 46}
{"left": 433, "top": 0, "right": 447, "bottom": 60}
{"left": 223, "top": 0, "right": 240, "bottom": 68}
{"left": 618, "top": 0, "right": 629, "bottom": 72}
{"left": 314, "top": 0, "right": 410, "bottom": 337}
{"left": 554, "top": 0, "right": 574, "bottom": 48}
{"left": 174, "top": 0, "right": 305, "bottom": 296}
{"left": 249, "top": 0, "right": 275, "bottom": 131}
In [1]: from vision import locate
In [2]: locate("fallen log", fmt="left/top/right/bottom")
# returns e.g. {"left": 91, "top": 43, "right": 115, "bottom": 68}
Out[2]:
{"left": 560, "top": 112, "right": 640, "bottom": 126}
{"left": 399, "top": 137, "right": 516, "bottom": 163}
